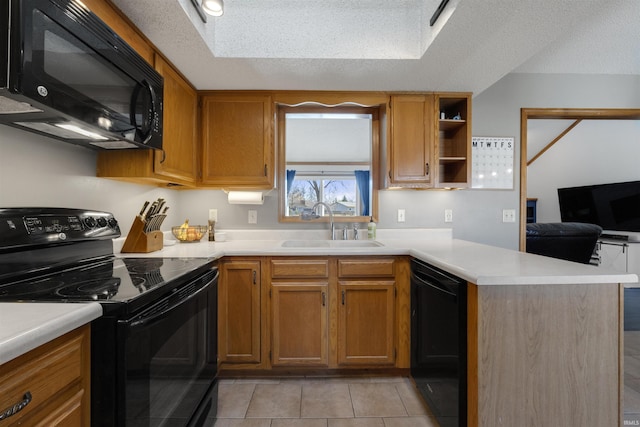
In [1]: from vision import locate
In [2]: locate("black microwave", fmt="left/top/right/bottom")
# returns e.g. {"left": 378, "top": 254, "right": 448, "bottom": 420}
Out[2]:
{"left": 0, "top": 0, "right": 163, "bottom": 150}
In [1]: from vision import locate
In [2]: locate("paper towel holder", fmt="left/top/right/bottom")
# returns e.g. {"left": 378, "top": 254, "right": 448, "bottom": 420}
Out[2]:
{"left": 226, "top": 190, "right": 265, "bottom": 205}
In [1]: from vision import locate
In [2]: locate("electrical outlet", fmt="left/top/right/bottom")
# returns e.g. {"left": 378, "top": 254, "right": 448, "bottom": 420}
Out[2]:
{"left": 502, "top": 209, "right": 516, "bottom": 223}
{"left": 444, "top": 209, "right": 453, "bottom": 223}
{"left": 397, "top": 209, "right": 406, "bottom": 223}
{"left": 248, "top": 210, "right": 257, "bottom": 224}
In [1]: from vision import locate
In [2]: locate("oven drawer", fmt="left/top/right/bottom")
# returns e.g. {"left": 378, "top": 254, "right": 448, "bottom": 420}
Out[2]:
{"left": 0, "top": 326, "right": 89, "bottom": 426}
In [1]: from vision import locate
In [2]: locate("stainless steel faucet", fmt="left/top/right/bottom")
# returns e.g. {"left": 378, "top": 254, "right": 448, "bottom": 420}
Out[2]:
{"left": 353, "top": 223, "right": 359, "bottom": 240}
{"left": 301, "top": 201, "right": 335, "bottom": 240}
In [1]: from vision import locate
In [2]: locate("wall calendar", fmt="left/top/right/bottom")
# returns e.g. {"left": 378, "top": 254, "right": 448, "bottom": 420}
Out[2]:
{"left": 471, "top": 136, "right": 515, "bottom": 189}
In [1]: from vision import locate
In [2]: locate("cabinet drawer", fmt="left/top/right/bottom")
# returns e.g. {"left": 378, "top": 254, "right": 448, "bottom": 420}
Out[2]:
{"left": 271, "top": 259, "right": 329, "bottom": 279}
{"left": 338, "top": 258, "right": 395, "bottom": 278}
{"left": 0, "top": 328, "right": 86, "bottom": 425}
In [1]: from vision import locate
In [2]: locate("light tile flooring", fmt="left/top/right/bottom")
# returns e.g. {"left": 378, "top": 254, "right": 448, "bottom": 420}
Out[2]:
{"left": 211, "top": 331, "right": 640, "bottom": 427}
{"left": 211, "top": 377, "right": 440, "bottom": 427}
{"left": 625, "top": 331, "right": 640, "bottom": 425}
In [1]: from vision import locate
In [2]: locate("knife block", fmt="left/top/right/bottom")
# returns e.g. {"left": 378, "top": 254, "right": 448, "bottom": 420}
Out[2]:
{"left": 121, "top": 216, "right": 164, "bottom": 253}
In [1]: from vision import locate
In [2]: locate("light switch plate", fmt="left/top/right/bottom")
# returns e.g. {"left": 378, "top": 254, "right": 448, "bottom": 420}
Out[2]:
{"left": 397, "top": 209, "right": 406, "bottom": 223}
{"left": 502, "top": 209, "right": 516, "bottom": 223}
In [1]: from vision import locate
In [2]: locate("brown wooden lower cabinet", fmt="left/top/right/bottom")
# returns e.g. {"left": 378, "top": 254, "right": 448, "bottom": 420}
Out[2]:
{"left": 218, "top": 256, "right": 410, "bottom": 372}
{"left": 271, "top": 282, "right": 329, "bottom": 366}
{"left": 338, "top": 280, "right": 395, "bottom": 365}
{"left": 219, "top": 259, "right": 262, "bottom": 365}
{"left": 0, "top": 325, "right": 91, "bottom": 426}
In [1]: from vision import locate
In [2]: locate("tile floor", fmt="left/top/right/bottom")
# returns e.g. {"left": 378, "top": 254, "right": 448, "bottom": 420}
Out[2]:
{"left": 210, "top": 329, "right": 640, "bottom": 426}
{"left": 211, "top": 330, "right": 640, "bottom": 427}
{"left": 211, "top": 376, "right": 440, "bottom": 427}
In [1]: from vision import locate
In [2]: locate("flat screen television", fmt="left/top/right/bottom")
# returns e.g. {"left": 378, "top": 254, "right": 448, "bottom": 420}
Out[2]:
{"left": 557, "top": 181, "right": 640, "bottom": 232}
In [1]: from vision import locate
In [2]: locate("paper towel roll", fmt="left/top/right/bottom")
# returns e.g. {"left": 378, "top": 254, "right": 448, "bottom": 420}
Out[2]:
{"left": 227, "top": 191, "right": 264, "bottom": 205}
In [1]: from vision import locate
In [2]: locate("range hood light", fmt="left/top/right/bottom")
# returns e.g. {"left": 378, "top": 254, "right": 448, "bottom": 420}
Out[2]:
{"left": 54, "top": 123, "right": 109, "bottom": 140}
{"left": 202, "top": 0, "right": 223, "bottom": 16}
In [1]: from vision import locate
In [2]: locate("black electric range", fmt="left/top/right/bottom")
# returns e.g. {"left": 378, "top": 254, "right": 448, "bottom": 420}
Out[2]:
{"left": 0, "top": 254, "right": 215, "bottom": 314}
{"left": 0, "top": 208, "right": 218, "bottom": 426}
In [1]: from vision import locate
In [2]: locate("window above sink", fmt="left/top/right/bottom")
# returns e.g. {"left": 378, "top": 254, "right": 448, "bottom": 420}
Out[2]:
{"left": 277, "top": 103, "right": 382, "bottom": 224}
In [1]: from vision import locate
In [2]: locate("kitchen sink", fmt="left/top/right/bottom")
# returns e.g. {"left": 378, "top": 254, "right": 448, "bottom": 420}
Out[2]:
{"left": 280, "top": 240, "right": 384, "bottom": 248}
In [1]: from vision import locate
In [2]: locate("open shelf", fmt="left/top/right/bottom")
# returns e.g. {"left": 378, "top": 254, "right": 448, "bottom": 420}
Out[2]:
{"left": 436, "top": 94, "right": 471, "bottom": 187}
{"left": 438, "top": 119, "right": 466, "bottom": 132}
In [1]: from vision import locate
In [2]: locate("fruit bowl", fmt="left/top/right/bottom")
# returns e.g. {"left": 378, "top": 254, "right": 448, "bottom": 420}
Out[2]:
{"left": 171, "top": 225, "right": 208, "bottom": 242}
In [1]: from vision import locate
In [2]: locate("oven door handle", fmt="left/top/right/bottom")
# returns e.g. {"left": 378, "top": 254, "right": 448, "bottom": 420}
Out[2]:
{"left": 127, "top": 271, "right": 218, "bottom": 330}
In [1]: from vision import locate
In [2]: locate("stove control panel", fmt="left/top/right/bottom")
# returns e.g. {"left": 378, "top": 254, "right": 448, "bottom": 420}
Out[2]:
{"left": 0, "top": 208, "right": 121, "bottom": 249}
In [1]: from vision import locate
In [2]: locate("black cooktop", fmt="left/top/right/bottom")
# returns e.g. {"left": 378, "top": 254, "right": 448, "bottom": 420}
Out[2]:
{"left": 0, "top": 208, "right": 215, "bottom": 315}
{"left": 0, "top": 257, "right": 211, "bottom": 302}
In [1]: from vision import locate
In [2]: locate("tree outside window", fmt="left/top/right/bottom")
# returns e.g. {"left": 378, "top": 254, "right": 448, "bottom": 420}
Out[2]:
{"left": 287, "top": 177, "right": 358, "bottom": 217}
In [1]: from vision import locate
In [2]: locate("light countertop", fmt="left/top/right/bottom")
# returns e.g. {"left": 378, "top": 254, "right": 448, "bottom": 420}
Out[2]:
{"left": 3, "top": 228, "right": 635, "bottom": 365}
{"left": 0, "top": 302, "right": 102, "bottom": 364}
{"left": 116, "top": 228, "right": 638, "bottom": 286}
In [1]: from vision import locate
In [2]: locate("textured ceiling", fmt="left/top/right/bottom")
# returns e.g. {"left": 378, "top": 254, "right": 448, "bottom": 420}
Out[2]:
{"left": 111, "top": 0, "right": 640, "bottom": 94}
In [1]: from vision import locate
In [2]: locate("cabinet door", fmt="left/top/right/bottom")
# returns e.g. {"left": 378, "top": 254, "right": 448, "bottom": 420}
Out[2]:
{"left": 628, "top": 244, "right": 640, "bottom": 283}
{"left": 33, "top": 390, "right": 84, "bottom": 427}
{"left": 153, "top": 55, "right": 198, "bottom": 184}
{"left": 219, "top": 260, "right": 261, "bottom": 363}
{"left": 598, "top": 241, "right": 628, "bottom": 272}
{"left": 0, "top": 326, "right": 90, "bottom": 426}
{"left": 389, "top": 95, "right": 433, "bottom": 187}
{"left": 338, "top": 281, "right": 395, "bottom": 365}
{"left": 271, "top": 282, "right": 328, "bottom": 366}
{"left": 201, "top": 93, "right": 274, "bottom": 189}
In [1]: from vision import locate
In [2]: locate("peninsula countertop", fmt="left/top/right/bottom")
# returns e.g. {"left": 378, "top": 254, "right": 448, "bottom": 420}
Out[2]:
{"left": 115, "top": 228, "right": 638, "bottom": 286}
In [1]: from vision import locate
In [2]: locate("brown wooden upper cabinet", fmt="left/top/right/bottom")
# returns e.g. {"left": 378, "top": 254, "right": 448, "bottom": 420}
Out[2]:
{"left": 386, "top": 93, "right": 472, "bottom": 189}
{"left": 96, "top": 55, "right": 198, "bottom": 187}
{"left": 435, "top": 93, "right": 472, "bottom": 188}
{"left": 388, "top": 94, "right": 435, "bottom": 188}
{"left": 200, "top": 93, "right": 274, "bottom": 189}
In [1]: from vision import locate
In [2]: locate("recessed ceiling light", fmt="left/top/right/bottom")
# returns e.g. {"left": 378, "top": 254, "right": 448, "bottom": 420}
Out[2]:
{"left": 202, "top": 0, "right": 223, "bottom": 17}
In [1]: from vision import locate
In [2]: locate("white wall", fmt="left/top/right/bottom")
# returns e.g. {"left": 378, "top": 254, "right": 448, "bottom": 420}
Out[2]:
{"left": 0, "top": 126, "right": 180, "bottom": 236}
{"left": 528, "top": 120, "right": 640, "bottom": 223}
{"left": 468, "top": 73, "right": 640, "bottom": 248}
{"left": 1, "top": 73, "right": 638, "bottom": 250}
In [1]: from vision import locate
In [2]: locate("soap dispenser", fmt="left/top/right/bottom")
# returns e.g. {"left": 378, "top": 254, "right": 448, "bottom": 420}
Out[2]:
{"left": 367, "top": 217, "right": 376, "bottom": 240}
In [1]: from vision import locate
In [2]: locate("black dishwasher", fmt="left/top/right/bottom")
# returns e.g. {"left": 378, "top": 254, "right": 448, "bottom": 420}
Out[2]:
{"left": 411, "top": 258, "right": 466, "bottom": 427}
